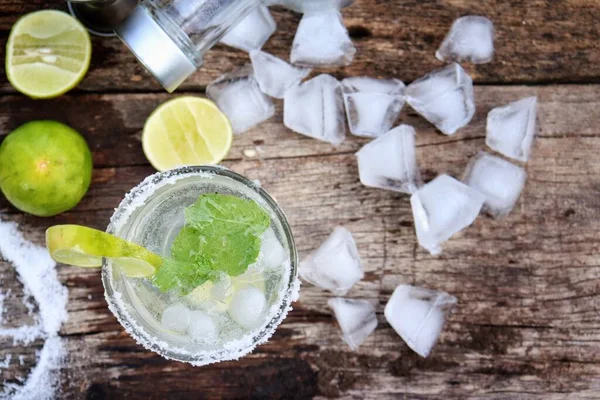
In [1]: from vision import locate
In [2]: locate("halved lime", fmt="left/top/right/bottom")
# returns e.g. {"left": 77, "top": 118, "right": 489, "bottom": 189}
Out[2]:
{"left": 46, "top": 225, "right": 163, "bottom": 278}
{"left": 6, "top": 10, "right": 92, "bottom": 99}
{"left": 143, "top": 97, "right": 233, "bottom": 171}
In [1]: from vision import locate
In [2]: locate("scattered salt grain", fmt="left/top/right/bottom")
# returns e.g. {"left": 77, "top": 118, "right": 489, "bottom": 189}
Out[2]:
{"left": 0, "top": 289, "right": 6, "bottom": 324}
{"left": 0, "top": 221, "right": 68, "bottom": 339}
{"left": 0, "top": 220, "right": 68, "bottom": 400}
{"left": 0, "top": 354, "right": 12, "bottom": 369}
{"left": 8, "top": 336, "right": 66, "bottom": 400}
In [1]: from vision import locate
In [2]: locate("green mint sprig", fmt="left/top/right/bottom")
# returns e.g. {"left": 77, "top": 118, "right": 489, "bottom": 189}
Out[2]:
{"left": 152, "top": 194, "right": 270, "bottom": 295}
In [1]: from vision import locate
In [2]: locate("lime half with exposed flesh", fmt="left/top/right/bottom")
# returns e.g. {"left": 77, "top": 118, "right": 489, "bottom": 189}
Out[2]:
{"left": 6, "top": 10, "right": 92, "bottom": 99}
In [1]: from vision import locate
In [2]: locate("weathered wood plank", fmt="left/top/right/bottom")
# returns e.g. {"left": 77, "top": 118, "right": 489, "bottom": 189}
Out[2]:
{"left": 0, "top": 0, "right": 599, "bottom": 94}
{"left": 2, "top": 84, "right": 600, "bottom": 398}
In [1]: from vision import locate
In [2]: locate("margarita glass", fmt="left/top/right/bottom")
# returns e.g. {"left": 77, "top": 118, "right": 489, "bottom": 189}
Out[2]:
{"left": 102, "top": 166, "right": 299, "bottom": 365}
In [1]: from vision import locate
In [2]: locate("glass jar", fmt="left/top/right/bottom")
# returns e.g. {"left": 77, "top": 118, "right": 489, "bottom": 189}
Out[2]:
{"left": 116, "top": 0, "right": 260, "bottom": 92}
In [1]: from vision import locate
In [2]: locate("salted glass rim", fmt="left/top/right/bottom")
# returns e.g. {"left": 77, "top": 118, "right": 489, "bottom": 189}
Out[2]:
{"left": 101, "top": 165, "right": 299, "bottom": 366}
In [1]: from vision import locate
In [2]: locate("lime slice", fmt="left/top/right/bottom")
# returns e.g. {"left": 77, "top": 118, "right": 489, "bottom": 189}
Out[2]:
{"left": 6, "top": 10, "right": 92, "bottom": 99}
{"left": 143, "top": 97, "right": 233, "bottom": 171}
{"left": 46, "top": 225, "right": 163, "bottom": 278}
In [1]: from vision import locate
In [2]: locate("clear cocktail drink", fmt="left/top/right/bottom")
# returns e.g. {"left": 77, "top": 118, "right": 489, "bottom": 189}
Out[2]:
{"left": 102, "top": 166, "right": 298, "bottom": 365}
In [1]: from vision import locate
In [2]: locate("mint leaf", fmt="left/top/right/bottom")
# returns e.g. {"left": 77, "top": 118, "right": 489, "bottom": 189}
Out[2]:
{"left": 152, "top": 194, "right": 270, "bottom": 295}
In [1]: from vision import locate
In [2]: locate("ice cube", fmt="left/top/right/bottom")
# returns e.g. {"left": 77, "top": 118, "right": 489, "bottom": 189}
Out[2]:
{"left": 229, "top": 286, "right": 267, "bottom": 329}
{"left": 211, "top": 274, "right": 233, "bottom": 302}
{"left": 259, "top": 228, "right": 287, "bottom": 270}
{"left": 270, "top": 0, "right": 355, "bottom": 13}
{"left": 411, "top": 175, "right": 485, "bottom": 255}
{"left": 284, "top": 74, "right": 346, "bottom": 145}
{"left": 436, "top": 16, "right": 495, "bottom": 64}
{"left": 187, "top": 310, "right": 218, "bottom": 341}
{"left": 299, "top": 227, "right": 363, "bottom": 295}
{"left": 342, "top": 77, "right": 406, "bottom": 137}
{"left": 406, "top": 63, "right": 475, "bottom": 135}
{"left": 207, "top": 64, "right": 275, "bottom": 134}
{"left": 161, "top": 303, "right": 190, "bottom": 333}
{"left": 463, "top": 152, "right": 527, "bottom": 218}
{"left": 384, "top": 284, "right": 457, "bottom": 358}
{"left": 250, "top": 50, "right": 311, "bottom": 99}
{"left": 328, "top": 298, "right": 378, "bottom": 350}
{"left": 290, "top": 10, "right": 356, "bottom": 67}
{"left": 485, "top": 97, "right": 538, "bottom": 162}
{"left": 356, "top": 124, "right": 422, "bottom": 194}
{"left": 220, "top": 5, "right": 276, "bottom": 52}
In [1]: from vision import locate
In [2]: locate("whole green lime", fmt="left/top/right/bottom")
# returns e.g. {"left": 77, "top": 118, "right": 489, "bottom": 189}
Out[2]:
{"left": 0, "top": 121, "right": 93, "bottom": 217}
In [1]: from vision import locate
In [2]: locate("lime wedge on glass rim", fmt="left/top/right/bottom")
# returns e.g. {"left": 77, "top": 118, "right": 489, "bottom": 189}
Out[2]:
{"left": 46, "top": 225, "right": 163, "bottom": 278}
{"left": 6, "top": 10, "right": 92, "bottom": 99}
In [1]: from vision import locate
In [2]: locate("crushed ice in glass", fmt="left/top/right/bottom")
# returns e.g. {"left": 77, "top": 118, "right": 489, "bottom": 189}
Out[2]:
{"left": 406, "top": 63, "right": 475, "bottom": 135}
{"left": 269, "top": 0, "right": 355, "bottom": 13}
{"left": 161, "top": 303, "right": 191, "bottom": 333}
{"left": 411, "top": 174, "right": 485, "bottom": 255}
{"left": 463, "top": 152, "right": 527, "bottom": 218}
{"left": 436, "top": 16, "right": 495, "bottom": 64}
{"left": 290, "top": 10, "right": 356, "bottom": 67}
{"left": 250, "top": 50, "right": 311, "bottom": 99}
{"left": 384, "top": 284, "right": 457, "bottom": 358}
{"left": 342, "top": 77, "right": 406, "bottom": 137}
{"left": 258, "top": 228, "right": 287, "bottom": 270}
{"left": 220, "top": 5, "right": 276, "bottom": 52}
{"left": 299, "top": 226, "right": 364, "bottom": 295}
{"left": 486, "top": 96, "right": 538, "bottom": 162}
{"left": 211, "top": 274, "right": 233, "bottom": 302}
{"left": 328, "top": 298, "right": 378, "bottom": 350}
{"left": 284, "top": 74, "right": 346, "bottom": 145}
{"left": 228, "top": 286, "right": 267, "bottom": 329}
{"left": 187, "top": 310, "right": 218, "bottom": 341}
{"left": 356, "top": 124, "right": 422, "bottom": 194}
{"left": 207, "top": 64, "right": 275, "bottom": 134}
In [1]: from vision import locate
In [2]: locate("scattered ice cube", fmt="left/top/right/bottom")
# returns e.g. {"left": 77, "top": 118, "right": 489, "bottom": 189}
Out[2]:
{"left": 220, "top": 5, "right": 276, "bottom": 52}
{"left": 406, "top": 63, "right": 475, "bottom": 135}
{"left": 299, "top": 227, "right": 363, "bottom": 295}
{"left": 328, "top": 298, "right": 378, "bottom": 350}
{"left": 187, "top": 310, "right": 218, "bottom": 341}
{"left": 284, "top": 74, "right": 346, "bottom": 145}
{"left": 270, "top": 0, "right": 355, "bottom": 13}
{"left": 463, "top": 152, "right": 527, "bottom": 218}
{"left": 436, "top": 16, "right": 495, "bottom": 64}
{"left": 485, "top": 96, "right": 538, "bottom": 162}
{"left": 250, "top": 50, "right": 311, "bottom": 99}
{"left": 229, "top": 286, "right": 267, "bottom": 329}
{"left": 207, "top": 64, "right": 275, "bottom": 134}
{"left": 342, "top": 77, "right": 406, "bottom": 137}
{"left": 356, "top": 124, "right": 422, "bottom": 194}
{"left": 410, "top": 175, "right": 485, "bottom": 255}
{"left": 384, "top": 284, "right": 457, "bottom": 358}
{"left": 161, "top": 303, "right": 190, "bottom": 333}
{"left": 290, "top": 10, "right": 356, "bottom": 67}
{"left": 259, "top": 228, "right": 287, "bottom": 270}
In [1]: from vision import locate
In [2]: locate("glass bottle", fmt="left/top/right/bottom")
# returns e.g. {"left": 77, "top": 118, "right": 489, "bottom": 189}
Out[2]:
{"left": 116, "top": 0, "right": 260, "bottom": 92}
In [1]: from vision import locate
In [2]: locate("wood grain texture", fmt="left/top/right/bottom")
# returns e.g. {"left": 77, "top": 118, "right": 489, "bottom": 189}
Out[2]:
{"left": 0, "top": 0, "right": 599, "bottom": 93}
{"left": 1, "top": 0, "right": 600, "bottom": 398}
{"left": 2, "top": 85, "right": 600, "bottom": 399}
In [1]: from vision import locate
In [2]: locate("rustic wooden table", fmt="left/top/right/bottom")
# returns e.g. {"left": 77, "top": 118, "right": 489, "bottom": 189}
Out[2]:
{"left": 1, "top": 1, "right": 600, "bottom": 398}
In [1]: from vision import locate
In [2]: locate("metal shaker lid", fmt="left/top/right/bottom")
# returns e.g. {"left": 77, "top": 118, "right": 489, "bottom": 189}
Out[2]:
{"left": 115, "top": 5, "right": 197, "bottom": 93}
